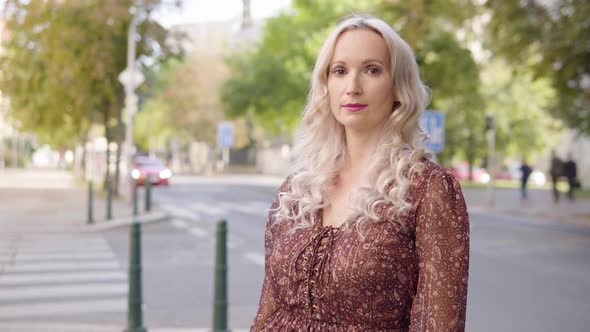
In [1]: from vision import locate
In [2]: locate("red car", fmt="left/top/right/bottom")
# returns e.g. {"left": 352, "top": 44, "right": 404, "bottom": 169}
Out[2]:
{"left": 131, "top": 156, "right": 171, "bottom": 186}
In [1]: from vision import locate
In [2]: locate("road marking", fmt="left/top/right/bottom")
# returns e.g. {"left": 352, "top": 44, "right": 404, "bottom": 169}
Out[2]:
{"left": 226, "top": 201, "right": 269, "bottom": 215}
{"left": 0, "top": 323, "right": 250, "bottom": 332}
{"left": 4, "top": 261, "right": 121, "bottom": 273}
{"left": 0, "top": 299, "right": 127, "bottom": 318}
{"left": 189, "top": 227, "right": 208, "bottom": 237}
{"left": 0, "top": 271, "right": 127, "bottom": 286}
{"left": 0, "top": 283, "right": 127, "bottom": 301}
{"left": 171, "top": 219, "right": 188, "bottom": 228}
{"left": 244, "top": 252, "right": 265, "bottom": 266}
{"left": 190, "top": 202, "right": 226, "bottom": 216}
{"left": 162, "top": 205, "right": 201, "bottom": 220}
{"left": 6, "top": 251, "right": 115, "bottom": 261}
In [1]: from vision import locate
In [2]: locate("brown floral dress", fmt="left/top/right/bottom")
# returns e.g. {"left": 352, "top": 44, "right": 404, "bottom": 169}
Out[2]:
{"left": 251, "top": 160, "right": 470, "bottom": 331}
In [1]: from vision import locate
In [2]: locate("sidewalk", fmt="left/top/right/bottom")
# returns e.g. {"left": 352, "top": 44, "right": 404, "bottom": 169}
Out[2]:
{"left": 0, "top": 168, "right": 168, "bottom": 230}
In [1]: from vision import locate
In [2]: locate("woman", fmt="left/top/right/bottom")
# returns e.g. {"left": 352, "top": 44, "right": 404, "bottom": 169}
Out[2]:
{"left": 252, "top": 14, "right": 469, "bottom": 332}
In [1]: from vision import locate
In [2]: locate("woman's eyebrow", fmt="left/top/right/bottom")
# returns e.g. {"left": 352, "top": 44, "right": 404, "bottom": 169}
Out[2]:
{"left": 329, "top": 59, "right": 385, "bottom": 67}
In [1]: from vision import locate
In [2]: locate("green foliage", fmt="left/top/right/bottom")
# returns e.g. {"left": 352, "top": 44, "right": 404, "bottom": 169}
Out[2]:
{"left": 221, "top": 0, "right": 574, "bottom": 167}
{"left": 481, "top": 60, "right": 560, "bottom": 157}
{"left": 0, "top": 0, "right": 178, "bottom": 148}
{"left": 485, "top": 0, "right": 590, "bottom": 134}
{"left": 136, "top": 50, "right": 226, "bottom": 150}
{"left": 221, "top": 0, "right": 373, "bottom": 135}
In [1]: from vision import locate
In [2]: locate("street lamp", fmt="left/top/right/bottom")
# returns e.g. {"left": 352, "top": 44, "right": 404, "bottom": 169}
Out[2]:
{"left": 119, "top": 0, "right": 181, "bottom": 200}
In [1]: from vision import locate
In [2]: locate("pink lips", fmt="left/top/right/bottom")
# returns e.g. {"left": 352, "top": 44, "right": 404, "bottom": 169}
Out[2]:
{"left": 342, "top": 103, "right": 368, "bottom": 112}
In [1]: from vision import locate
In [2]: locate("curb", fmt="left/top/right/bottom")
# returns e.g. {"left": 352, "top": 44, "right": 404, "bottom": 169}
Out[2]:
{"left": 82, "top": 211, "right": 170, "bottom": 232}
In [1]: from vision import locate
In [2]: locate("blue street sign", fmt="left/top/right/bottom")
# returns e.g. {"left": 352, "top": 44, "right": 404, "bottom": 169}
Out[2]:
{"left": 420, "top": 110, "right": 445, "bottom": 153}
{"left": 217, "top": 122, "right": 234, "bottom": 148}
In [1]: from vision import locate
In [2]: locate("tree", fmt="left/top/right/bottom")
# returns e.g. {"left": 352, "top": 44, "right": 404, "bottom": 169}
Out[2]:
{"left": 0, "top": 0, "right": 180, "bottom": 192}
{"left": 222, "top": 0, "right": 374, "bottom": 136}
{"left": 135, "top": 48, "right": 226, "bottom": 155}
{"left": 485, "top": 0, "right": 590, "bottom": 135}
{"left": 481, "top": 60, "right": 560, "bottom": 158}
{"left": 375, "top": 0, "right": 487, "bottom": 169}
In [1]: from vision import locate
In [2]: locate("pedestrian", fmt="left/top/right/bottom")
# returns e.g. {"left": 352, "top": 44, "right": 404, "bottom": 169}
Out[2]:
{"left": 564, "top": 154, "right": 578, "bottom": 201}
{"left": 251, "top": 14, "right": 469, "bottom": 332}
{"left": 549, "top": 150, "right": 563, "bottom": 203}
{"left": 520, "top": 158, "right": 533, "bottom": 200}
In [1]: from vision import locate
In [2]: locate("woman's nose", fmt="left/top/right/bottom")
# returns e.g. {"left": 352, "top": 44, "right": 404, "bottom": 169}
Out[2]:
{"left": 345, "top": 74, "right": 362, "bottom": 96}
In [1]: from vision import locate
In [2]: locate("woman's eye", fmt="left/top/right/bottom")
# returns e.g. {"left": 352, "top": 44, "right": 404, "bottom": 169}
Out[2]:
{"left": 366, "top": 66, "right": 381, "bottom": 75}
{"left": 332, "top": 68, "right": 346, "bottom": 76}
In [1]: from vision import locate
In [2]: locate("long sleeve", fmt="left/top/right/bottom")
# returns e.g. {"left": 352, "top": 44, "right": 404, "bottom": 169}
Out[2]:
{"left": 250, "top": 177, "right": 291, "bottom": 331}
{"left": 409, "top": 170, "right": 470, "bottom": 332}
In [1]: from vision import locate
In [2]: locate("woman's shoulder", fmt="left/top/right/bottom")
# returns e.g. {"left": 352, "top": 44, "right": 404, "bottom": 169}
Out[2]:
{"left": 410, "top": 158, "right": 461, "bottom": 202}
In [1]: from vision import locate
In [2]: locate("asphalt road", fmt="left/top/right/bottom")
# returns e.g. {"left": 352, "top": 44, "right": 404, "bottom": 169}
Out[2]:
{"left": 1, "top": 172, "right": 589, "bottom": 331}
{"left": 108, "top": 175, "right": 590, "bottom": 331}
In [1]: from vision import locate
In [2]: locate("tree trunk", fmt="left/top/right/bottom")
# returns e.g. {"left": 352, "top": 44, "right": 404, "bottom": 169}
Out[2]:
{"left": 103, "top": 103, "right": 111, "bottom": 191}
{"left": 467, "top": 130, "right": 475, "bottom": 181}
{"left": 81, "top": 132, "right": 89, "bottom": 180}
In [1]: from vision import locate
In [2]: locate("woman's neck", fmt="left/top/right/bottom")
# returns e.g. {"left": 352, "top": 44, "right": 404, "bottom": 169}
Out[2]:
{"left": 341, "top": 126, "right": 383, "bottom": 176}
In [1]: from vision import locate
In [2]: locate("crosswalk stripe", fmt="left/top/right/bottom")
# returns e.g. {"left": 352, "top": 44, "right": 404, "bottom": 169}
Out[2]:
{"left": 0, "top": 246, "right": 113, "bottom": 255}
{"left": 4, "top": 261, "right": 121, "bottom": 273}
{"left": 0, "top": 271, "right": 127, "bottom": 286}
{"left": 0, "top": 299, "right": 127, "bottom": 318}
{"left": 0, "top": 323, "right": 250, "bottom": 332}
{"left": 244, "top": 252, "right": 265, "bottom": 266}
{"left": 0, "top": 283, "right": 127, "bottom": 301}
{"left": 0, "top": 240, "right": 110, "bottom": 247}
{"left": 190, "top": 202, "right": 225, "bottom": 215}
{"left": 172, "top": 219, "right": 189, "bottom": 228}
{"left": 162, "top": 206, "right": 200, "bottom": 220}
{"left": 189, "top": 227, "right": 208, "bottom": 237}
{"left": 1, "top": 251, "right": 115, "bottom": 262}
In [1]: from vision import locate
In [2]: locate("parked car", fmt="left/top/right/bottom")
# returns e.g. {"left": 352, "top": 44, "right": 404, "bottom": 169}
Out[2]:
{"left": 131, "top": 156, "right": 171, "bottom": 186}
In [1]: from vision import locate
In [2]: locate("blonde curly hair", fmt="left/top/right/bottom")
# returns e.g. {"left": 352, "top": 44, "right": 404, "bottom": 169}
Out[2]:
{"left": 274, "top": 14, "right": 430, "bottom": 233}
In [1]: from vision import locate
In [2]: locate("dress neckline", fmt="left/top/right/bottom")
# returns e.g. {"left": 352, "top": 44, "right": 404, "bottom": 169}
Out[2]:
{"left": 316, "top": 207, "right": 356, "bottom": 230}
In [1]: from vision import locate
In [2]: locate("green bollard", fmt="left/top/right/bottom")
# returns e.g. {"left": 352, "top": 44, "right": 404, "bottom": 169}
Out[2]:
{"left": 87, "top": 182, "right": 94, "bottom": 224}
{"left": 124, "top": 219, "right": 146, "bottom": 332}
{"left": 212, "top": 220, "right": 228, "bottom": 331}
{"left": 133, "top": 181, "right": 139, "bottom": 217}
{"left": 107, "top": 176, "right": 113, "bottom": 220}
{"left": 145, "top": 176, "right": 151, "bottom": 213}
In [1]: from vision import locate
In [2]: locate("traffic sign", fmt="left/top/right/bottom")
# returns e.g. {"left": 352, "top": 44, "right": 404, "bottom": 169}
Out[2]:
{"left": 217, "top": 122, "right": 234, "bottom": 148}
{"left": 420, "top": 110, "right": 445, "bottom": 153}
{"left": 118, "top": 66, "right": 145, "bottom": 89}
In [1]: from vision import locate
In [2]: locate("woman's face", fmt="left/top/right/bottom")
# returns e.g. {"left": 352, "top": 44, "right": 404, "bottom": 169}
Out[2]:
{"left": 327, "top": 29, "right": 395, "bottom": 132}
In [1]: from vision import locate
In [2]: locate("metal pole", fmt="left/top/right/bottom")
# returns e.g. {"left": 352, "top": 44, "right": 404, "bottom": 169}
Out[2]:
{"left": 124, "top": 8, "right": 140, "bottom": 202}
{"left": 87, "top": 182, "right": 94, "bottom": 224}
{"left": 133, "top": 181, "right": 139, "bottom": 217}
{"left": 486, "top": 114, "right": 495, "bottom": 208}
{"left": 145, "top": 176, "right": 151, "bottom": 213}
{"left": 125, "top": 218, "right": 146, "bottom": 332}
{"left": 107, "top": 176, "right": 113, "bottom": 220}
{"left": 212, "top": 220, "right": 228, "bottom": 331}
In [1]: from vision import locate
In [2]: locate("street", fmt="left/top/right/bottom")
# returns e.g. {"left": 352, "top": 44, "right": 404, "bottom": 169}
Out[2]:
{"left": 1, "top": 170, "right": 589, "bottom": 331}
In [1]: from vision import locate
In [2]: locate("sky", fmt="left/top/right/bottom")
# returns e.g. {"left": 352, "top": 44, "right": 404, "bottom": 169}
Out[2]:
{"left": 153, "top": 0, "right": 292, "bottom": 27}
